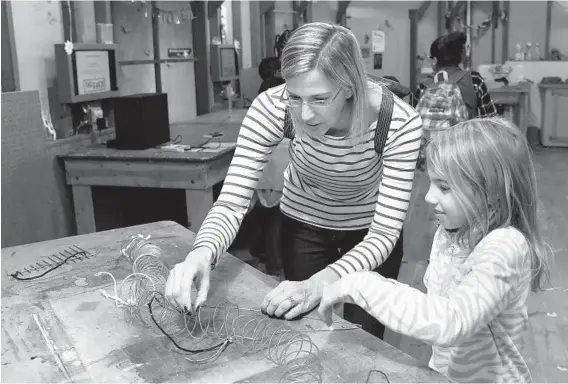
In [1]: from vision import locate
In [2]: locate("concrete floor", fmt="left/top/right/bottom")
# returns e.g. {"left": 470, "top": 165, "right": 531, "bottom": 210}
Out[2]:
{"left": 233, "top": 146, "right": 568, "bottom": 382}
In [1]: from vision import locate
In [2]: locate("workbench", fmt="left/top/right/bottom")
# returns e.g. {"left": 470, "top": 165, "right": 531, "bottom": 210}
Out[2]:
{"left": 1, "top": 221, "right": 448, "bottom": 383}
{"left": 489, "top": 83, "right": 531, "bottom": 136}
{"left": 59, "top": 108, "right": 292, "bottom": 235}
{"left": 58, "top": 110, "right": 246, "bottom": 235}
{"left": 59, "top": 142, "right": 236, "bottom": 234}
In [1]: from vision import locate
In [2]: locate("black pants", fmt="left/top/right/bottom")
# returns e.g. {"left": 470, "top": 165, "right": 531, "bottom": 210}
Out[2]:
{"left": 279, "top": 211, "right": 404, "bottom": 339}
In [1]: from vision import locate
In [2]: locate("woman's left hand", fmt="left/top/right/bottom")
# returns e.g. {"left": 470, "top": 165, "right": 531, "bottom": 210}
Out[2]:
{"left": 318, "top": 279, "right": 356, "bottom": 327}
{"left": 261, "top": 279, "right": 323, "bottom": 320}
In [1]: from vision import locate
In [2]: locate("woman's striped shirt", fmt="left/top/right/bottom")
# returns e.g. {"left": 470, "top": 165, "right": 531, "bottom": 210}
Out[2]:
{"left": 192, "top": 84, "right": 423, "bottom": 276}
{"left": 338, "top": 227, "right": 533, "bottom": 383}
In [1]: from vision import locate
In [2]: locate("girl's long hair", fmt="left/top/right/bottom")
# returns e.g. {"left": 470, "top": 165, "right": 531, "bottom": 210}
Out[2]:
{"left": 426, "top": 117, "right": 550, "bottom": 292}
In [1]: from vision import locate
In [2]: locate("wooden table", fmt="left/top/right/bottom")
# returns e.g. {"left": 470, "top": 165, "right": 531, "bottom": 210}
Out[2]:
{"left": 58, "top": 109, "right": 253, "bottom": 235}
{"left": 538, "top": 83, "right": 568, "bottom": 147}
{"left": 59, "top": 143, "right": 235, "bottom": 235}
{"left": 1, "top": 221, "right": 448, "bottom": 383}
{"left": 489, "top": 83, "right": 531, "bottom": 135}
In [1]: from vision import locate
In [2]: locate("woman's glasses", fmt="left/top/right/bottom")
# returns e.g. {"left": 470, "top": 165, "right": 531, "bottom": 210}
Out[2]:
{"left": 279, "top": 87, "right": 342, "bottom": 109}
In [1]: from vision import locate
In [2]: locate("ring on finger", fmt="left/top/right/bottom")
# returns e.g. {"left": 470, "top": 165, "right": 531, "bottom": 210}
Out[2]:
{"left": 287, "top": 297, "right": 298, "bottom": 307}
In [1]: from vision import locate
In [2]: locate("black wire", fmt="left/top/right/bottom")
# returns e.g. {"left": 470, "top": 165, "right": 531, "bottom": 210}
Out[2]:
{"left": 9, "top": 251, "right": 88, "bottom": 281}
{"left": 366, "top": 369, "right": 390, "bottom": 383}
{"left": 192, "top": 137, "right": 212, "bottom": 149}
{"left": 147, "top": 295, "right": 226, "bottom": 354}
{"left": 193, "top": 137, "right": 222, "bottom": 151}
{"left": 172, "top": 135, "right": 183, "bottom": 144}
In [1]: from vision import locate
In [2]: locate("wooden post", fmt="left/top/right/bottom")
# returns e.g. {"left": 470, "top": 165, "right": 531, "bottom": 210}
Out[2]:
{"left": 60, "top": 1, "right": 74, "bottom": 42}
{"left": 150, "top": 1, "right": 161, "bottom": 93}
{"left": 417, "top": 1, "right": 432, "bottom": 21}
{"left": 74, "top": 1, "right": 96, "bottom": 43}
{"left": 490, "top": 1, "right": 499, "bottom": 63}
{"left": 1, "top": 0, "right": 19, "bottom": 92}
{"left": 294, "top": 1, "right": 311, "bottom": 28}
{"left": 293, "top": 1, "right": 300, "bottom": 29}
{"left": 437, "top": 1, "right": 445, "bottom": 37}
{"left": 501, "top": 0, "right": 510, "bottom": 63}
{"left": 94, "top": 1, "right": 111, "bottom": 24}
{"left": 305, "top": 1, "right": 313, "bottom": 23}
{"left": 465, "top": 0, "right": 472, "bottom": 70}
{"left": 232, "top": 0, "right": 244, "bottom": 106}
{"left": 545, "top": 0, "right": 552, "bottom": 60}
{"left": 409, "top": 9, "right": 418, "bottom": 93}
{"left": 232, "top": 1, "right": 243, "bottom": 69}
{"left": 336, "top": 1, "right": 351, "bottom": 26}
{"left": 192, "top": 2, "right": 211, "bottom": 114}
{"left": 249, "top": 1, "right": 261, "bottom": 67}
{"left": 71, "top": 186, "right": 96, "bottom": 234}
{"left": 410, "top": 2, "right": 432, "bottom": 92}
{"left": 262, "top": 4, "right": 275, "bottom": 59}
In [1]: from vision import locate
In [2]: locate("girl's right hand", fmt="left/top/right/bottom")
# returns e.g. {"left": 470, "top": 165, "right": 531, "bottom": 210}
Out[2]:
{"left": 165, "top": 248, "right": 214, "bottom": 313}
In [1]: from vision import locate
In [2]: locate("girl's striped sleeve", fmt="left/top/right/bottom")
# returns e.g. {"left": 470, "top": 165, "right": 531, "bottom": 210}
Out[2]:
{"left": 337, "top": 228, "right": 529, "bottom": 346}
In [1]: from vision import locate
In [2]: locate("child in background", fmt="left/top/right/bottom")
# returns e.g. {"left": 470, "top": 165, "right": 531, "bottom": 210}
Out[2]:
{"left": 415, "top": 32, "right": 496, "bottom": 118}
{"left": 258, "top": 57, "right": 285, "bottom": 94}
{"left": 414, "top": 32, "right": 497, "bottom": 171}
{"left": 319, "top": 117, "right": 550, "bottom": 383}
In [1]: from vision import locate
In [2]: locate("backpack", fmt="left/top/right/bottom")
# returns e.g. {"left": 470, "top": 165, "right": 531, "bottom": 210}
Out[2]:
{"left": 414, "top": 70, "right": 476, "bottom": 170}
{"left": 283, "top": 84, "right": 394, "bottom": 156}
{"left": 415, "top": 70, "right": 472, "bottom": 133}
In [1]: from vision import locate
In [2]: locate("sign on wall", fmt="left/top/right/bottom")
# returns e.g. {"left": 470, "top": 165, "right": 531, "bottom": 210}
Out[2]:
{"left": 75, "top": 51, "right": 111, "bottom": 95}
{"left": 372, "top": 30, "right": 385, "bottom": 53}
{"left": 374, "top": 53, "right": 383, "bottom": 70}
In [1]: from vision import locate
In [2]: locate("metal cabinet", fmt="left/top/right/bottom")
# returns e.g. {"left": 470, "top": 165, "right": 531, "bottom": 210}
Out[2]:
{"left": 539, "top": 84, "right": 568, "bottom": 147}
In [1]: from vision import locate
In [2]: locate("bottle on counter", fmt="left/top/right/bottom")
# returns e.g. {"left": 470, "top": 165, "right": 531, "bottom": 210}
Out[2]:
{"left": 525, "top": 42, "right": 532, "bottom": 61}
{"left": 514, "top": 43, "right": 523, "bottom": 61}
{"left": 535, "top": 43, "right": 541, "bottom": 60}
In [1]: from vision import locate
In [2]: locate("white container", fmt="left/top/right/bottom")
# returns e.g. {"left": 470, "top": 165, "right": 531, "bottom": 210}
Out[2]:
{"left": 96, "top": 23, "right": 114, "bottom": 44}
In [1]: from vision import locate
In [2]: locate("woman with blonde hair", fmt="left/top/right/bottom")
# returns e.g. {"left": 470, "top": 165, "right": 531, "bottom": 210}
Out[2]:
{"left": 320, "top": 117, "right": 550, "bottom": 382}
{"left": 166, "top": 22, "right": 423, "bottom": 338}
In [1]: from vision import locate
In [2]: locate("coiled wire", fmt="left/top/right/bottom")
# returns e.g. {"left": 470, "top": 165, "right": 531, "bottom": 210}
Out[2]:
{"left": 95, "top": 234, "right": 323, "bottom": 382}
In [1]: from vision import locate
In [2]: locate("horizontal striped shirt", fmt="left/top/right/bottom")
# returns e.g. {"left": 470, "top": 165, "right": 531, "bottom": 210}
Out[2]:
{"left": 192, "top": 84, "right": 423, "bottom": 276}
{"left": 339, "top": 227, "right": 533, "bottom": 382}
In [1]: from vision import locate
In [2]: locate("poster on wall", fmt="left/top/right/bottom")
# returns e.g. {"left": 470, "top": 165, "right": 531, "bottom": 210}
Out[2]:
{"left": 75, "top": 51, "right": 111, "bottom": 95}
{"left": 371, "top": 30, "right": 385, "bottom": 53}
{"left": 374, "top": 53, "right": 383, "bottom": 70}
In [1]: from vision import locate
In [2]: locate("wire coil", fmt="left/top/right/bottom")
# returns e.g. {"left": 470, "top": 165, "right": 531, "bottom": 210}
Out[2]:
{"left": 96, "top": 235, "right": 324, "bottom": 382}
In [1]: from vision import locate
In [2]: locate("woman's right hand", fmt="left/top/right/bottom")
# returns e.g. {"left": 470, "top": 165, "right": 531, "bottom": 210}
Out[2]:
{"left": 165, "top": 247, "right": 214, "bottom": 313}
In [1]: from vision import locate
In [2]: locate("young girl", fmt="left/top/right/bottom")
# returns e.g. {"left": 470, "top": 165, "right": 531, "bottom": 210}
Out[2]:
{"left": 319, "top": 117, "right": 550, "bottom": 383}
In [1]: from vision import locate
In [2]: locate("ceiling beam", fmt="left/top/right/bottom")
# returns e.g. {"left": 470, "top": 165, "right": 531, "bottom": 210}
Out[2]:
{"left": 416, "top": 1, "right": 432, "bottom": 22}
{"left": 449, "top": 1, "right": 466, "bottom": 21}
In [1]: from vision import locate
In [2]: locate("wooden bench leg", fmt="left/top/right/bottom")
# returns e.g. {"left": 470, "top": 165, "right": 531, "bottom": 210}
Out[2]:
{"left": 185, "top": 188, "right": 214, "bottom": 232}
{"left": 72, "top": 186, "right": 96, "bottom": 234}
